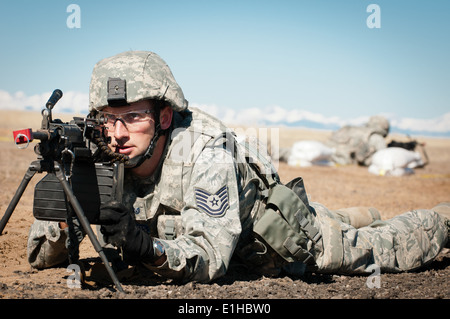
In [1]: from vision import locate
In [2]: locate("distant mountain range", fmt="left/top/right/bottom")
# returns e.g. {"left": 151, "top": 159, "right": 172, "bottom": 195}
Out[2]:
{"left": 259, "top": 118, "right": 450, "bottom": 138}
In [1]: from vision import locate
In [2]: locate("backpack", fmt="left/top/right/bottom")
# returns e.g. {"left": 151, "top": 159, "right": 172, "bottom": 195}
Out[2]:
{"left": 234, "top": 136, "right": 323, "bottom": 276}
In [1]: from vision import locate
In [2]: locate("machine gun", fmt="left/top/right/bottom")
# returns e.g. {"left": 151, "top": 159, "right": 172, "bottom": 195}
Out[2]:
{"left": 0, "top": 89, "right": 125, "bottom": 292}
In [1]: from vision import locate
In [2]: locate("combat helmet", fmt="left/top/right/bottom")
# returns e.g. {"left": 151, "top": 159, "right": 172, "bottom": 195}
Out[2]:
{"left": 367, "top": 115, "right": 390, "bottom": 137}
{"left": 89, "top": 51, "right": 188, "bottom": 168}
{"left": 89, "top": 51, "right": 188, "bottom": 113}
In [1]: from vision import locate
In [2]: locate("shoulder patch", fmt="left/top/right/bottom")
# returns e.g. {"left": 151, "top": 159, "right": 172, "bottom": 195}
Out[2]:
{"left": 194, "top": 185, "right": 229, "bottom": 217}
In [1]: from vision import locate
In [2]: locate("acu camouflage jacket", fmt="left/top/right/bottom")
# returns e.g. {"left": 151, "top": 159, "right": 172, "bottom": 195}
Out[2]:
{"left": 121, "top": 107, "right": 277, "bottom": 283}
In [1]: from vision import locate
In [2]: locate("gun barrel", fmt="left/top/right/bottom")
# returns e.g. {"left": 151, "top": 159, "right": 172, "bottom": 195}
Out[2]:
{"left": 12, "top": 129, "right": 53, "bottom": 147}
{"left": 32, "top": 130, "right": 50, "bottom": 142}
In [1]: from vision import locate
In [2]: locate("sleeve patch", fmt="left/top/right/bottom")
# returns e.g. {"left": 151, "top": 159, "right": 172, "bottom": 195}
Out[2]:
{"left": 194, "top": 185, "right": 229, "bottom": 217}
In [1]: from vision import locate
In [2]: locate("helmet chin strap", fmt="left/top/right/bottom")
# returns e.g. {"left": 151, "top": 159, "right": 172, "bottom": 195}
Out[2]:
{"left": 124, "top": 123, "right": 163, "bottom": 169}
{"left": 123, "top": 105, "right": 171, "bottom": 170}
{"left": 97, "top": 102, "right": 171, "bottom": 170}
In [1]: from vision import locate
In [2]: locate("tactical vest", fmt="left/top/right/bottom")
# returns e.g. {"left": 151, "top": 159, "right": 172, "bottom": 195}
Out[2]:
{"left": 123, "top": 107, "right": 322, "bottom": 276}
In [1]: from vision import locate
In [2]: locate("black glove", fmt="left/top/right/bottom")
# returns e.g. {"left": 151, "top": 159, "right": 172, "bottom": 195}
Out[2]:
{"left": 97, "top": 201, "right": 155, "bottom": 264}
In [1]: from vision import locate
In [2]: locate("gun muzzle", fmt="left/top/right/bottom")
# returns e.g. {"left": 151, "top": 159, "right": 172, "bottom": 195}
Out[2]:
{"left": 13, "top": 129, "right": 50, "bottom": 148}
{"left": 13, "top": 128, "right": 33, "bottom": 146}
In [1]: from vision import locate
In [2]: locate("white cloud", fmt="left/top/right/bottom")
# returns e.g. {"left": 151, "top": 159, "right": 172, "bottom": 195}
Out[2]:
{"left": 193, "top": 103, "right": 366, "bottom": 128}
{"left": 55, "top": 91, "right": 89, "bottom": 114}
{"left": 0, "top": 90, "right": 88, "bottom": 114}
{"left": 389, "top": 112, "right": 450, "bottom": 133}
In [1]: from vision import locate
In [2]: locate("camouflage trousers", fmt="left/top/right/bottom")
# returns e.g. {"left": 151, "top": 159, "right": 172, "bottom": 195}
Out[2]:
{"left": 27, "top": 219, "right": 70, "bottom": 269}
{"left": 311, "top": 202, "right": 448, "bottom": 274}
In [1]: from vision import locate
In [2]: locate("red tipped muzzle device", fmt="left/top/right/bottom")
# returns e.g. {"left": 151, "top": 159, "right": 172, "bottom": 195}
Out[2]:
{"left": 13, "top": 128, "right": 33, "bottom": 148}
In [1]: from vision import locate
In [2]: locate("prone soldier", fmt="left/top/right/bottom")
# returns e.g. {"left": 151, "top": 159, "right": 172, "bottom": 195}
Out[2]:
{"left": 325, "top": 115, "right": 390, "bottom": 166}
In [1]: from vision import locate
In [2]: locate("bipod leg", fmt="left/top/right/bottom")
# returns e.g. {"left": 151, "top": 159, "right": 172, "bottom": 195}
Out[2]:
{"left": 53, "top": 163, "right": 125, "bottom": 293}
{"left": 0, "top": 162, "right": 38, "bottom": 234}
{"left": 419, "top": 143, "right": 429, "bottom": 167}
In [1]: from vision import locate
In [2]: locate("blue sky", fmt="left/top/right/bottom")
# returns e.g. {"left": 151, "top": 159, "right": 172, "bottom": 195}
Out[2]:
{"left": 0, "top": 1, "right": 449, "bottom": 134}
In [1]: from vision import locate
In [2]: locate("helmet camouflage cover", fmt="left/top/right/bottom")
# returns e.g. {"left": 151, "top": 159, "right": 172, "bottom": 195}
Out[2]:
{"left": 89, "top": 51, "right": 188, "bottom": 112}
{"left": 367, "top": 115, "right": 390, "bottom": 137}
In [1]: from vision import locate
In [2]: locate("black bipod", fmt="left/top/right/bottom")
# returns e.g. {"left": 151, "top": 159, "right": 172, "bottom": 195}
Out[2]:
{"left": 0, "top": 159, "right": 125, "bottom": 293}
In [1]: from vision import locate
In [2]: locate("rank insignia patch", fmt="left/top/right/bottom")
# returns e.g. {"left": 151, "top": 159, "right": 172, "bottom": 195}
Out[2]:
{"left": 194, "top": 185, "right": 229, "bottom": 217}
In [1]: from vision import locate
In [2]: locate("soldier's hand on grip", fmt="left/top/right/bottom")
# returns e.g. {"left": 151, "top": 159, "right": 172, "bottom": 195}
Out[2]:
{"left": 98, "top": 201, "right": 156, "bottom": 264}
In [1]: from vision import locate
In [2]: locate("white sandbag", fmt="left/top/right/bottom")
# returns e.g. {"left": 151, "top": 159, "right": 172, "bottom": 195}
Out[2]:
{"left": 368, "top": 147, "right": 424, "bottom": 176}
{"left": 287, "top": 140, "right": 334, "bottom": 167}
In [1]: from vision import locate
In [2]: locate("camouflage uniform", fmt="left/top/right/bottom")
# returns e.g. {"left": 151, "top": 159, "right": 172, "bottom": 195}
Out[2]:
{"left": 27, "top": 51, "right": 449, "bottom": 283}
{"left": 312, "top": 203, "right": 447, "bottom": 274}
{"left": 326, "top": 116, "right": 390, "bottom": 166}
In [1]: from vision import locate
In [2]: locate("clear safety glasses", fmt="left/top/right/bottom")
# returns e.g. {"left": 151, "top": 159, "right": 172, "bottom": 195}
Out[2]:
{"left": 100, "top": 109, "right": 155, "bottom": 131}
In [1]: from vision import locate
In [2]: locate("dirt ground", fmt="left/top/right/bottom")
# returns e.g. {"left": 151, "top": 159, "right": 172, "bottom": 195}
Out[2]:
{"left": 0, "top": 110, "right": 449, "bottom": 303}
